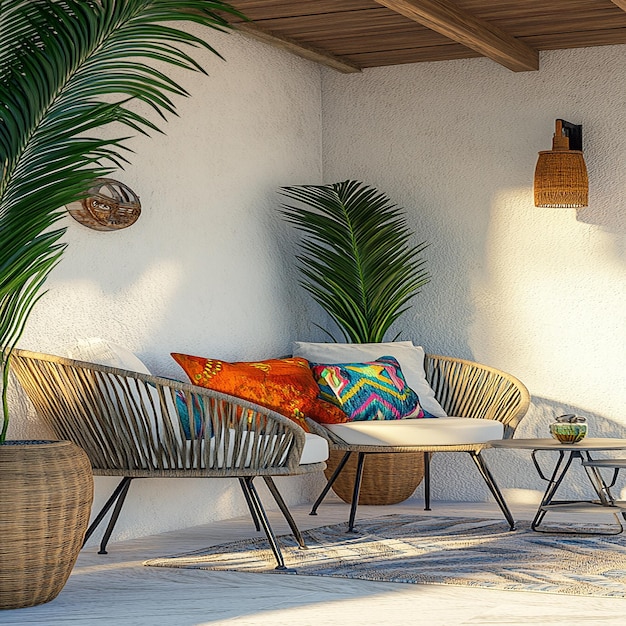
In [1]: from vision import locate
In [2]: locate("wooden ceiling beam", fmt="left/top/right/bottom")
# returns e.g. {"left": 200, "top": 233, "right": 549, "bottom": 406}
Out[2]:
{"left": 611, "top": 1, "right": 626, "bottom": 12}
{"left": 374, "top": 0, "right": 539, "bottom": 72}
{"left": 234, "top": 22, "right": 362, "bottom": 74}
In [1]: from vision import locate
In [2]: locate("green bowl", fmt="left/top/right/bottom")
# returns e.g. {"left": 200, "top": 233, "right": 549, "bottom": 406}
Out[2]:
{"left": 550, "top": 422, "right": 587, "bottom": 444}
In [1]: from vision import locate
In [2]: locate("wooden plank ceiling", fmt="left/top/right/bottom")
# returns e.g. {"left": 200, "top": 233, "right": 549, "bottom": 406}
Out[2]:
{"left": 225, "top": 1, "right": 626, "bottom": 73}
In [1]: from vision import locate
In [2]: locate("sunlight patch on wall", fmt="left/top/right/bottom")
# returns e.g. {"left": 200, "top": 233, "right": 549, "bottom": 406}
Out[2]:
{"left": 502, "top": 488, "right": 542, "bottom": 506}
{"left": 470, "top": 188, "right": 626, "bottom": 419}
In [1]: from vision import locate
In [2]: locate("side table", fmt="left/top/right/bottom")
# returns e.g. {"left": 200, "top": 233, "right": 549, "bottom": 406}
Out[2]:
{"left": 489, "top": 438, "right": 626, "bottom": 534}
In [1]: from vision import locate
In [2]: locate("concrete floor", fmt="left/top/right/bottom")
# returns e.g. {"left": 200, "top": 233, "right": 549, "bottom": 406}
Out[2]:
{"left": 1, "top": 498, "right": 626, "bottom": 626}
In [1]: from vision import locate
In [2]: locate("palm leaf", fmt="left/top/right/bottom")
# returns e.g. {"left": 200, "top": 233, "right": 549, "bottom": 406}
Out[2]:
{"left": 280, "top": 180, "right": 430, "bottom": 344}
{"left": 0, "top": 0, "right": 243, "bottom": 441}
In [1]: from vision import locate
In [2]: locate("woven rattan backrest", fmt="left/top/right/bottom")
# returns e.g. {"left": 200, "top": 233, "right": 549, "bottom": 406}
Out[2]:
{"left": 10, "top": 349, "right": 306, "bottom": 474}
{"left": 424, "top": 354, "right": 530, "bottom": 437}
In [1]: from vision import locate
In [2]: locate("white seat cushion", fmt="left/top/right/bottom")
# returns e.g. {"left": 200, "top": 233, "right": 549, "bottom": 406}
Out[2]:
{"left": 299, "top": 433, "right": 330, "bottom": 465}
{"left": 327, "top": 417, "right": 504, "bottom": 447}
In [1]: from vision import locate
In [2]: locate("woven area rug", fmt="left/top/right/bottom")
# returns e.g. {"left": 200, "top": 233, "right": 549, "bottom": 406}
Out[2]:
{"left": 144, "top": 515, "right": 626, "bottom": 597}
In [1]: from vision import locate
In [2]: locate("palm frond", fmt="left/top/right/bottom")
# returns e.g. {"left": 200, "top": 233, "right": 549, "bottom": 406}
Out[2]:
{"left": 0, "top": 0, "right": 242, "bottom": 441}
{"left": 280, "top": 180, "right": 430, "bottom": 344}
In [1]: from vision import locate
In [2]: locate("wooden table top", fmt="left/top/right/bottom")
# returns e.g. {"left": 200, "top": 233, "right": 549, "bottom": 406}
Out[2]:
{"left": 489, "top": 438, "right": 626, "bottom": 451}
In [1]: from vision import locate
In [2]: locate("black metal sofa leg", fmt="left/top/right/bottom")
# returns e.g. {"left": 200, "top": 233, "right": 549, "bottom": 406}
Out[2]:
{"left": 82, "top": 477, "right": 134, "bottom": 554}
{"left": 245, "top": 477, "right": 290, "bottom": 570}
{"left": 239, "top": 478, "right": 261, "bottom": 532}
{"left": 423, "top": 452, "right": 432, "bottom": 511}
{"left": 347, "top": 452, "right": 366, "bottom": 533}
{"left": 310, "top": 451, "right": 352, "bottom": 515}
{"left": 469, "top": 451, "right": 516, "bottom": 531}
{"left": 262, "top": 477, "right": 307, "bottom": 549}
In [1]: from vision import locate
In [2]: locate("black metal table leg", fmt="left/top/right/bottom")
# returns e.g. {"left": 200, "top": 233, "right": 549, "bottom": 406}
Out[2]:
{"left": 531, "top": 450, "right": 624, "bottom": 534}
{"left": 582, "top": 452, "right": 616, "bottom": 506}
{"left": 531, "top": 449, "right": 572, "bottom": 530}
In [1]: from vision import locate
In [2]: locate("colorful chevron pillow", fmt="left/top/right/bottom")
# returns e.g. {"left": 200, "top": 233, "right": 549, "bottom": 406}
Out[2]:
{"left": 310, "top": 356, "right": 426, "bottom": 421}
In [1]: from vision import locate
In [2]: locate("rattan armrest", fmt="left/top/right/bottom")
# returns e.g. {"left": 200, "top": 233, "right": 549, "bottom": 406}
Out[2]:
{"left": 9, "top": 349, "right": 310, "bottom": 476}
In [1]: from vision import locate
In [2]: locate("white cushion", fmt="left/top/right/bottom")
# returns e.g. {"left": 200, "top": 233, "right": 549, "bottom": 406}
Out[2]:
{"left": 299, "top": 433, "right": 330, "bottom": 465}
{"left": 66, "top": 338, "right": 151, "bottom": 375}
{"left": 292, "top": 341, "right": 447, "bottom": 417}
{"left": 327, "top": 417, "right": 504, "bottom": 447}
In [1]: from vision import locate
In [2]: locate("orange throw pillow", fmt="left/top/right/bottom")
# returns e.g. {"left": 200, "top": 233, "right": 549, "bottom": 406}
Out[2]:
{"left": 171, "top": 354, "right": 347, "bottom": 431}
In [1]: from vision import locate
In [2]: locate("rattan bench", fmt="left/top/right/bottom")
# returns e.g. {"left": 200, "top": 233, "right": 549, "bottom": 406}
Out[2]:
{"left": 306, "top": 353, "right": 531, "bottom": 531}
{"left": 9, "top": 349, "right": 328, "bottom": 570}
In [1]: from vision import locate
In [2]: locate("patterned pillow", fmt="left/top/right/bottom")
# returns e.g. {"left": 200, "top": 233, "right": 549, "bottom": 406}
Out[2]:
{"left": 175, "top": 390, "right": 206, "bottom": 439}
{"left": 310, "top": 356, "right": 426, "bottom": 422}
{"left": 293, "top": 341, "right": 447, "bottom": 417}
{"left": 171, "top": 354, "right": 347, "bottom": 431}
{"left": 144, "top": 377, "right": 208, "bottom": 440}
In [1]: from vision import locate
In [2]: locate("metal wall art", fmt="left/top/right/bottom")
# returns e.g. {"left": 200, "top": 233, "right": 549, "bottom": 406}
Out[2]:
{"left": 67, "top": 178, "right": 141, "bottom": 231}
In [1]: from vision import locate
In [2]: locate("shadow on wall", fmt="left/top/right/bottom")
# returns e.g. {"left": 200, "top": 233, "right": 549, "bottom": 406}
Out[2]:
{"left": 516, "top": 396, "right": 626, "bottom": 440}
{"left": 398, "top": 185, "right": 480, "bottom": 359}
{"left": 577, "top": 203, "right": 626, "bottom": 236}
{"left": 500, "top": 395, "right": 626, "bottom": 502}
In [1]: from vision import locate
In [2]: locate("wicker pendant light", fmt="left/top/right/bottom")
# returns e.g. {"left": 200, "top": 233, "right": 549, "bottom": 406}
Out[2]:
{"left": 534, "top": 119, "right": 588, "bottom": 208}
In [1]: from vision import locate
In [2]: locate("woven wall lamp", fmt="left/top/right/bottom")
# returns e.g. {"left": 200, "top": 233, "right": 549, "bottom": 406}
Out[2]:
{"left": 534, "top": 119, "right": 588, "bottom": 208}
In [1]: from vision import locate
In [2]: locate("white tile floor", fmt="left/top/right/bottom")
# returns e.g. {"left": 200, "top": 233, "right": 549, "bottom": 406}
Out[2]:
{"left": 2, "top": 497, "right": 626, "bottom": 626}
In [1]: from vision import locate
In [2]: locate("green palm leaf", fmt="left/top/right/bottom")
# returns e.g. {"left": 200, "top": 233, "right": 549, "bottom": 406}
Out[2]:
{"left": 0, "top": 0, "right": 242, "bottom": 441}
{"left": 280, "top": 180, "right": 430, "bottom": 344}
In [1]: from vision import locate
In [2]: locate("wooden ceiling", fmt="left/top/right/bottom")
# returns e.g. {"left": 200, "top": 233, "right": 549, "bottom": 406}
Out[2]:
{"left": 225, "top": 1, "right": 626, "bottom": 73}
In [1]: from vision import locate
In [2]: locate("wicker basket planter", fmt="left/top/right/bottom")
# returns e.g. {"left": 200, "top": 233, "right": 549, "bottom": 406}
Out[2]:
{"left": 324, "top": 450, "right": 424, "bottom": 505}
{"left": 0, "top": 440, "right": 94, "bottom": 610}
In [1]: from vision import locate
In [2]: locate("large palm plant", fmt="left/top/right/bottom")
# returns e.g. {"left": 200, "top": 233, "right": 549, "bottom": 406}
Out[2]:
{"left": 280, "top": 180, "right": 430, "bottom": 344}
{"left": 0, "top": 0, "right": 241, "bottom": 442}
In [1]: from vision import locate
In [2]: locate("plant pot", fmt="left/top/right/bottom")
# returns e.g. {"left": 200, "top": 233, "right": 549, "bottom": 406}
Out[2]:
{"left": 0, "top": 440, "right": 94, "bottom": 609}
{"left": 324, "top": 450, "right": 424, "bottom": 505}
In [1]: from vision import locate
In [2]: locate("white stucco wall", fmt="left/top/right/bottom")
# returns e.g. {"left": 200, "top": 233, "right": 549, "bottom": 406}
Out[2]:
{"left": 321, "top": 45, "right": 626, "bottom": 505}
{"left": 8, "top": 32, "right": 626, "bottom": 541}
{"left": 7, "top": 28, "right": 325, "bottom": 543}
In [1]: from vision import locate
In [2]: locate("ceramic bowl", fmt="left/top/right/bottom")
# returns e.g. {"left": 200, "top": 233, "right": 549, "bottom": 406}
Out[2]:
{"left": 550, "top": 422, "right": 587, "bottom": 444}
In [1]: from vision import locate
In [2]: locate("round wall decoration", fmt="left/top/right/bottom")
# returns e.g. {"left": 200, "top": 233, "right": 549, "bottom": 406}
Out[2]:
{"left": 67, "top": 178, "right": 141, "bottom": 231}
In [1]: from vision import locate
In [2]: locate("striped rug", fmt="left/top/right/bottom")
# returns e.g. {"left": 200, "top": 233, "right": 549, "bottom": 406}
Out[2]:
{"left": 144, "top": 515, "right": 626, "bottom": 597}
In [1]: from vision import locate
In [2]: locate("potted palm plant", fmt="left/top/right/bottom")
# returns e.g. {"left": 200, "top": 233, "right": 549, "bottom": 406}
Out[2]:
{"left": 280, "top": 180, "right": 430, "bottom": 343}
{"left": 0, "top": 0, "right": 239, "bottom": 609}
{"left": 280, "top": 180, "right": 430, "bottom": 505}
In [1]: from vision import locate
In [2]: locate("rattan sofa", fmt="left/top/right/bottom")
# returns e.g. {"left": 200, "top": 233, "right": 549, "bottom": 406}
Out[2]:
{"left": 306, "top": 353, "right": 531, "bottom": 531}
{"left": 10, "top": 349, "right": 329, "bottom": 570}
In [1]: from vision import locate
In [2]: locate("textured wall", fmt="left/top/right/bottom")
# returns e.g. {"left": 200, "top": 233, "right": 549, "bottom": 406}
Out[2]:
{"left": 8, "top": 28, "right": 325, "bottom": 543}
{"left": 9, "top": 34, "right": 626, "bottom": 541}
{"left": 322, "top": 45, "right": 626, "bottom": 505}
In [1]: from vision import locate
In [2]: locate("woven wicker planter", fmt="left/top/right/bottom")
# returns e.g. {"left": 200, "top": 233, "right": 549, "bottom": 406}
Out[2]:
{"left": 324, "top": 450, "right": 424, "bottom": 505}
{"left": 0, "top": 440, "right": 94, "bottom": 610}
